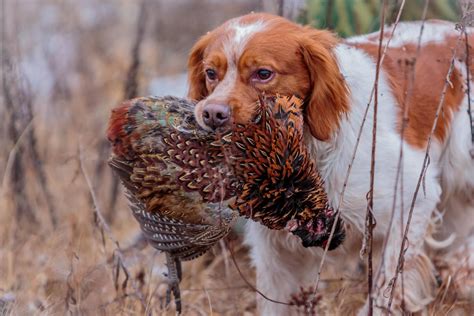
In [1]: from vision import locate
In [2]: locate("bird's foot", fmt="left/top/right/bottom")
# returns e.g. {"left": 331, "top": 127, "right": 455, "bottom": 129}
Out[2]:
{"left": 165, "top": 280, "right": 181, "bottom": 314}
{"left": 164, "top": 253, "right": 182, "bottom": 314}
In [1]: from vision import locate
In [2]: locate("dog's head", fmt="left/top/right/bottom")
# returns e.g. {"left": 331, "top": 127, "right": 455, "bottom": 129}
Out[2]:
{"left": 187, "top": 13, "right": 349, "bottom": 141}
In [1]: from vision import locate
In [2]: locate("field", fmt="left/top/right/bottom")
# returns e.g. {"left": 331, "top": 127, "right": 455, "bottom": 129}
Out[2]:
{"left": 0, "top": 0, "right": 472, "bottom": 315}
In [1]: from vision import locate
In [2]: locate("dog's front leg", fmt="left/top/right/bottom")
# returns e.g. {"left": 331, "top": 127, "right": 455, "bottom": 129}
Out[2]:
{"left": 245, "top": 221, "right": 322, "bottom": 315}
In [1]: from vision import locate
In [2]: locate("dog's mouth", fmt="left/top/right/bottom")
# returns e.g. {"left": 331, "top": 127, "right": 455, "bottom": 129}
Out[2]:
{"left": 285, "top": 210, "right": 346, "bottom": 250}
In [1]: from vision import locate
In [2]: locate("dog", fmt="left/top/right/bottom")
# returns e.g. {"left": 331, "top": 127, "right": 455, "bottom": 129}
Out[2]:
{"left": 187, "top": 13, "right": 474, "bottom": 314}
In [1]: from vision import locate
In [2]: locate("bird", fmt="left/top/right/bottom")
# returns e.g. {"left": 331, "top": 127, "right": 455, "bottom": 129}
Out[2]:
{"left": 106, "top": 94, "right": 344, "bottom": 312}
{"left": 107, "top": 96, "right": 237, "bottom": 314}
{"left": 230, "top": 95, "right": 345, "bottom": 250}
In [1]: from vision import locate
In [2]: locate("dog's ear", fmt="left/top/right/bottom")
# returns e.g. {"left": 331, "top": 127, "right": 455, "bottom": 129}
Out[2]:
{"left": 299, "top": 28, "right": 349, "bottom": 141}
{"left": 187, "top": 33, "right": 212, "bottom": 101}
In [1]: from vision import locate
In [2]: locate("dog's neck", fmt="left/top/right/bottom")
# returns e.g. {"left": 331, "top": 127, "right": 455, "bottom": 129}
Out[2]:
{"left": 303, "top": 113, "right": 355, "bottom": 212}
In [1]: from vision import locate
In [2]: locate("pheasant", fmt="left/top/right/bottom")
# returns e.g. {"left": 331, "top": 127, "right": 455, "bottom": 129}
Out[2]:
{"left": 107, "top": 95, "right": 345, "bottom": 312}
{"left": 107, "top": 96, "right": 237, "bottom": 313}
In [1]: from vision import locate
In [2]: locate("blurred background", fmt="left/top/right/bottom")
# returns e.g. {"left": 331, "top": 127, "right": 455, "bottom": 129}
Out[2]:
{"left": 0, "top": 0, "right": 471, "bottom": 315}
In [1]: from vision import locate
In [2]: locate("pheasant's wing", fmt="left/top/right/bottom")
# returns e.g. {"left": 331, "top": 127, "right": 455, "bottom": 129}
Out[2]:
{"left": 107, "top": 96, "right": 237, "bottom": 315}
{"left": 126, "top": 187, "right": 234, "bottom": 260}
{"left": 109, "top": 154, "right": 233, "bottom": 261}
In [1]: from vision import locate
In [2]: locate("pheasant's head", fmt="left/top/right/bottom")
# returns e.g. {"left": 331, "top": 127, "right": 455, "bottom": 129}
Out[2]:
{"left": 230, "top": 95, "right": 345, "bottom": 250}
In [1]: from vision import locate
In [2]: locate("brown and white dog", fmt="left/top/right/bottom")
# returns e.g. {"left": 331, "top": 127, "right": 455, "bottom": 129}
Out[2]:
{"left": 187, "top": 13, "right": 474, "bottom": 315}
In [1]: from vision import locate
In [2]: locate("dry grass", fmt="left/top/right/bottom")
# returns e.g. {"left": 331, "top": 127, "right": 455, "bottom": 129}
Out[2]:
{"left": 0, "top": 1, "right": 259, "bottom": 314}
{"left": 0, "top": 1, "right": 472, "bottom": 315}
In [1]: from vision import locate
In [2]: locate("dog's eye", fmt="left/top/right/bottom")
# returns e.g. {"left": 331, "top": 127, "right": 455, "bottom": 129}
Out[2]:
{"left": 205, "top": 69, "right": 217, "bottom": 81}
{"left": 253, "top": 68, "right": 274, "bottom": 83}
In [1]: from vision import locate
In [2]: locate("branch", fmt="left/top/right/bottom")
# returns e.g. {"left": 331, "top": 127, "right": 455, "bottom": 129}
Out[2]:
{"left": 308, "top": 0, "right": 408, "bottom": 304}
{"left": 106, "top": 0, "right": 149, "bottom": 223}
{"left": 1, "top": 0, "right": 57, "bottom": 228}
{"left": 1, "top": 0, "right": 37, "bottom": 227}
{"left": 375, "top": 0, "right": 430, "bottom": 309}
{"left": 387, "top": 32, "right": 464, "bottom": 311}
{"left": 463, "top": 23, "right": 473, "bottom": 145}
{"left": 78, "top": 142, "right": 146, "bottom": 309}
{"left": 364, "top": 2, "right": 388, "bottom": 313}
{"left": 225, "top": 240, "right": 292, "bottom": 307}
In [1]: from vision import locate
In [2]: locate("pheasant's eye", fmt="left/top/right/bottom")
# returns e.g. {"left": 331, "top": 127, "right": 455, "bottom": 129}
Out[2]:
{"left": 253, "top": 68, "right": 274, "bottom": 83}
{"left": 205, "top": 69, "right": 218, "bottom": 81}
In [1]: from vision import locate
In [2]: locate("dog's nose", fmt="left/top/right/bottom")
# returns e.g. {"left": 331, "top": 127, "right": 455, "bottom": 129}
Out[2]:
{"left": 202, "top": 103, "right": 230, "bottom": 129}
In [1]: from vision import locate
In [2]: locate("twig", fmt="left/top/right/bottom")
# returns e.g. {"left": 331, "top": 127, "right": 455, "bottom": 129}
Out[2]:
{"left": 106, "top": 0, "right": 149, "bottom": 223}
{"left": 2, "top": 71, "right": 38, "bottom": 224}
{"left": 464, "top": 28, "right": 473, "bottom": 144}
{"left": 180, "top": 286, "right": 249, "bottom": 292}
{"left": 145, "top": 251, "right": 158, "bottom": 314}
{"left": 225, "top": 240, "right": 292, "bottom": 307}
{"left": 325, "top": 0, "right": 334, "bottom": 30}
{"left": 364, "top": 2, "right": 388, "bottom": 313}
{"left": 78, "top": 142, "right": 146, "bottom": 309}
{"left": 65, "top": 251, "right": 79, "bottom": 314}
{"left": 308, "top": 0, "right": 407, "bottom": 306}
{"left": 385, "top": 2, "right": 472, "bottom": 309}
{"left": 0, "top": 118, "right": 34, "bottom": 199}
{"left": 277, "top": 0, "right": 285, "bottom": 17}
{"left": 375, "top": 0, "right": 426, "bottom": 305}
{"left": 1, "top": 10, "right": 37, "bottom": 227}
{"left": 438, "top": 275, "right": 452, "bottom": 307}
{"left": 26, "top": 103, "right": 59, "bottom": 228}
{"left": 1, "top": 0, "right": 57, "bottom": 228}
{"left": 123, "top": 0, "right": 148, "bottom": 100}
{"left": 387, "top": 32, "right": 464, "bottom": 311}
{"left": 204, "top": 287, "right": 214, "bottom": 315}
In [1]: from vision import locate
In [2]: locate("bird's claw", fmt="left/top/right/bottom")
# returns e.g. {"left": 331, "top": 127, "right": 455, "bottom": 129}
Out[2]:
{"left": 165, "top": 281, "right": 182, "bottom": 314}
{"left": 164, "top": 253, "right": 183, "bottom": 314}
